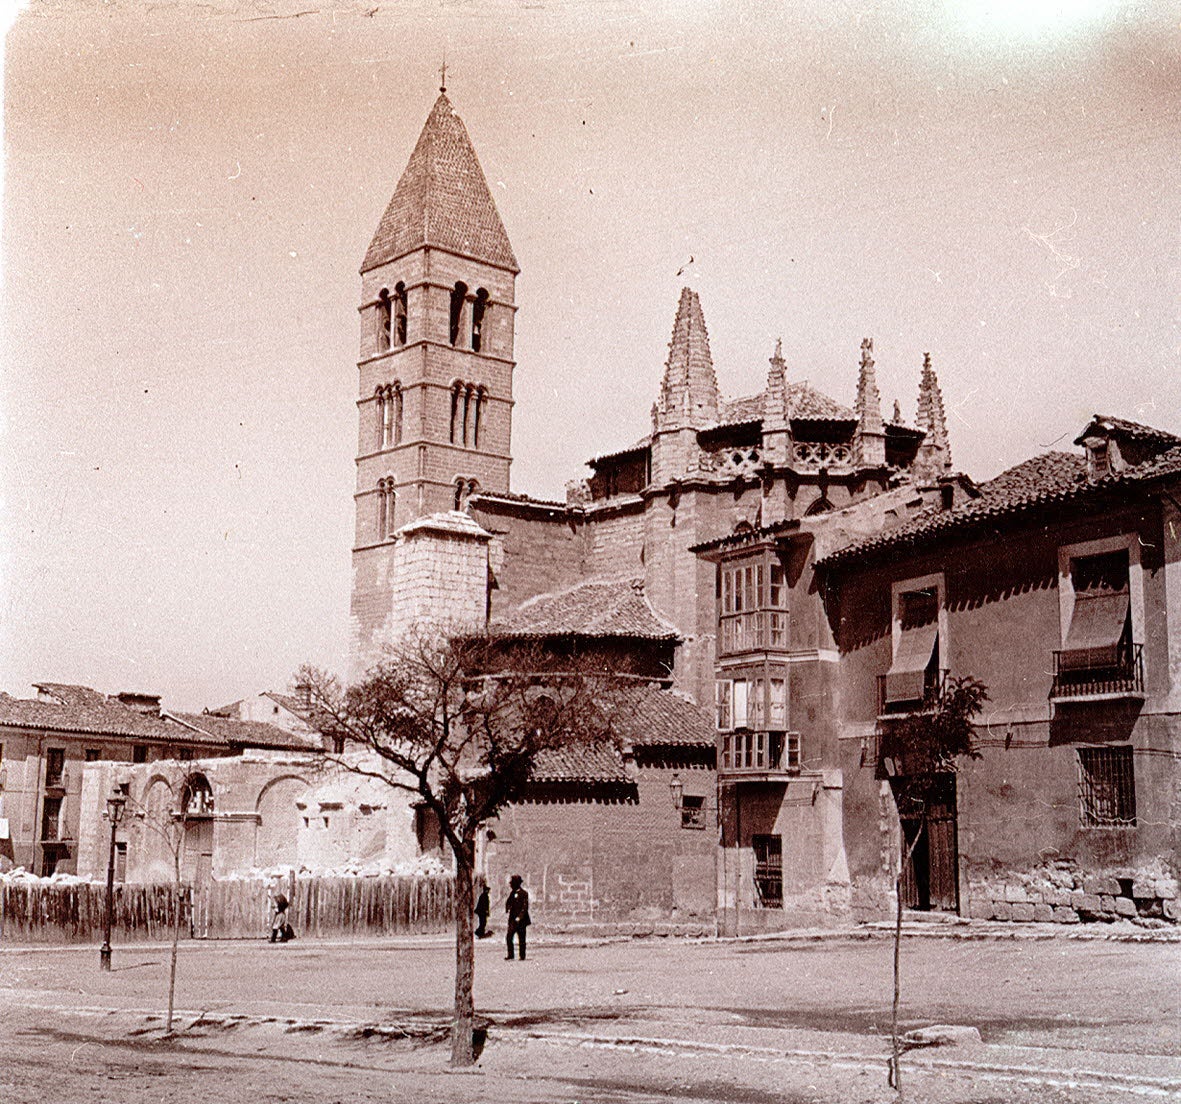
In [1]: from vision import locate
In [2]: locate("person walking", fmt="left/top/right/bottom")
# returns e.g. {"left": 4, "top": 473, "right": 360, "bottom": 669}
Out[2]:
{"left": 474, "top": 881, "right": 491, "bottom": 938}
{"left": 270, "top": 889, "right": 295, "bottom": 943}
{"left": 504, "top": 874, "right": 530, "bottom": 960}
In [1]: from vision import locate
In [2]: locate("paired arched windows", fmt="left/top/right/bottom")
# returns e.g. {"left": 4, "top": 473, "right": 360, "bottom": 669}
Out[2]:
{"left": 454, "top": 477, "right": 481, "bottom": 511}
{"left": 393, "top": 282, "right": 408, "bottom": 346}
{"left": 374, "top": 383, "right": 403, "bottom": 450}
{"left": 376, "top": 478, "right": 396, "bottom": 540}
{"left": 449, "top": 381, "right": 487, "bottom": 448}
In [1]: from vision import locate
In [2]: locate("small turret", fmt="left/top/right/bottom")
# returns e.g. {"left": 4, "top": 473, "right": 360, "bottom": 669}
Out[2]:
{"left": 854, "top": 337, "right": 886, "bottom": 467}
{"left": 914, "top": 352, "right": 952, "bottom": 480}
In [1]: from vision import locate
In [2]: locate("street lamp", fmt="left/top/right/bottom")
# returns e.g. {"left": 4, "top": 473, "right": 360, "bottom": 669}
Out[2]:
{"left": 99, "top": 789, "right": 127, "bottom": 972}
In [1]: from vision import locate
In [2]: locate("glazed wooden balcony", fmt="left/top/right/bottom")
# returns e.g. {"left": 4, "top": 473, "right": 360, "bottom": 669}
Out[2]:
{"left": 718, "top": 730, "right": 801, "bottom": 780}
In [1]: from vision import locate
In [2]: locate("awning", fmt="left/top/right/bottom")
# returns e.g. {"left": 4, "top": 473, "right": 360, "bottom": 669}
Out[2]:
{"left": 885, "top": 623, "right": 939, "bottom": 704}
{"left": 1060, "top": 590, "right": 1129, "bottom": 671}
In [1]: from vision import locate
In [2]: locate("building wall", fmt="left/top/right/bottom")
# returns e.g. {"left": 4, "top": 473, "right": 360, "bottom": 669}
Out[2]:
{"left": 832, "top": 499, "right": 1181, "bottom": 921}
{"left": 483, "top": 757, "right": 717, "bottom": 929}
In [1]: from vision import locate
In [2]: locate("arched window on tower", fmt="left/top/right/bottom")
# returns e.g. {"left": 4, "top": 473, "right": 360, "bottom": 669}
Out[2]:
{"left": 449, "top": 281, "right": 468, "bottom": 346}
{"left": 472, "top": 386, "right": 487, "bottom": 448}
{"left": 393, "top": 382, "right": 403, "bottom": 445}
{"left": 377, "top": 478, "right": 388, "bottom": 539}
{"left": 375, "top": 386, "right": 386, "bottom": 450}
{"left": 462, "top": 385, "right": 473, "bottom": 446}
{"left": 471, "top": 288, "right": 489, "bottom": 353}
{"left": 380, "top": 386, "right": 394, "bottom": 448}
{"left": 450, "top": 382, "right": 462, "bottom": 444}
{"left": 377, "top": 288, "right": 392, "bottom": 352}
{"left": 394, "top": 282, "right": 408, "bottom": 346}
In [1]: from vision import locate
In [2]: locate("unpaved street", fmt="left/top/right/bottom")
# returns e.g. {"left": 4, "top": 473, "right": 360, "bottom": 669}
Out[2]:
{"left": 1, "top": 928, "right": 1178, "bottom": 1103}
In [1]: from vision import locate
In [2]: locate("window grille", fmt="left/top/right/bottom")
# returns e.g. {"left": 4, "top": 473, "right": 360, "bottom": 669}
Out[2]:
{"left": 752, "top": 834, "right": 783, "bottom": 908}
{"left": 45, "top": 748, "right": 65, "bottom": 788}
{"left": 1078, "top": 745, "right": 1136, "bottom": 827}
{"left": 680, "top": 795, "right": 705, "bottom": 830}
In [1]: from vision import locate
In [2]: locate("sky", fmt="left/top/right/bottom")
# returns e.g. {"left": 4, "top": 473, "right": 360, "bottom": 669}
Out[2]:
{"left": 1, "top": 0, "right": 1178, "bottom": 710}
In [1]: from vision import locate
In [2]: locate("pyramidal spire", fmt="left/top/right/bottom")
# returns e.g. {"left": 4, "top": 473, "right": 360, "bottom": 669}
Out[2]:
{"left": 362, "top": 92, "right": 518, "bottom": 274}
{"left": 657, "top": 288, "right": 719, "bottom": 428}
{"left": 916, "top": 352, "right": 952, "bottom": 474}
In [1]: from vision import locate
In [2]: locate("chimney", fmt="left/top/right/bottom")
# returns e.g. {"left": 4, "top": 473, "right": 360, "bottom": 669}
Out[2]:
{"left": 115, "top": 691, "right": 162, "bottom": 716}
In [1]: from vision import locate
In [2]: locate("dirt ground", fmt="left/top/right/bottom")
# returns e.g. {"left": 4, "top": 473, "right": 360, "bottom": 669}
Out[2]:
{"left": 1, "top": 928, "right": 1178, "bottom": 1103}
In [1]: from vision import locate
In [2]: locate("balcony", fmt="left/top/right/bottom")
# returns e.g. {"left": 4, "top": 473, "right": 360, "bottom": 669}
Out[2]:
{"left": 719, "top": 730, "right": 800, "bottom": 780}
{"left": 718, "top": 610, "right": 789, "bottom": 656}
{"left": 877, "top": 669, "right": 949, "bottom": 719}
{"left": 792, "top": 441, "right": 853, "bottom": 470}
{"left": 1050, "top": 644, "right": 1144, "bottom": 703}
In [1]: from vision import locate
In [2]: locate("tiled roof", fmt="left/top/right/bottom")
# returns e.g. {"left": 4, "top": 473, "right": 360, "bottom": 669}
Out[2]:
{"left": 170, "top": 712, "right": 320, "bottom": 751}
{"left": 590, "top": 437, "right": 651, "bottom": 466}
{"left": 1075, "top": 414, "right": 1180, "bottom": 446}
{"left": 610, "top": 686, "right": 716, "bottom": 748}
{"left": 787, "top": 380, "right": 855, "bottom": 421}
{"left": 717, "top": 382, "right": 854, "bottom": 428}
{"left": 362, "top": 93, "right": 518, "bottom": 274}
{"left": 492, "top": 578, "right": 679, "bottom": 641}
{"left": 528, "top": 686, "right": 714, "bottom": 784}
{"left": 530, "top": 744, "right": 631, "bottom": 784}
{"left": 817, "top": 425, "right": 1181, "bottom": 569}
{"left": 0, "top": 686, "right": 200, "bottom": 742}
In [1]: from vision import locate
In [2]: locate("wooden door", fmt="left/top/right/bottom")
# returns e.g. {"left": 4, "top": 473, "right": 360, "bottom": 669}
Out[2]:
{"left": 898, "top": 775, "right": 958, "bottom": 913}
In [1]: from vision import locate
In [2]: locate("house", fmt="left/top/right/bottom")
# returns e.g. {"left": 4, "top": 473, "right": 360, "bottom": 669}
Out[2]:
{"left": 0, "top": 683, "right": 314, "bottom": 876}
{"left": 815, "top": 414, "right": 1181, "bottom": 924}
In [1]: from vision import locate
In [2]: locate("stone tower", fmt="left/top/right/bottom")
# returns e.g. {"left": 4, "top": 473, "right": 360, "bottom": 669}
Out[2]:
{"left": 350, "top": 89, "right": 517, "bottom": 675}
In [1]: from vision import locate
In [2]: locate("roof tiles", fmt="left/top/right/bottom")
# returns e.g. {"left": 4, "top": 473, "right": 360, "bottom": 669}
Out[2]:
{"left": 493, "top": 577, "right": 679, "bottom": 641}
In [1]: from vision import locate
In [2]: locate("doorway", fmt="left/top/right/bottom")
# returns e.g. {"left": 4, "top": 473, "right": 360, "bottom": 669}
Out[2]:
{"left": 896, "top": 774, "right": 958, "bottom": 912}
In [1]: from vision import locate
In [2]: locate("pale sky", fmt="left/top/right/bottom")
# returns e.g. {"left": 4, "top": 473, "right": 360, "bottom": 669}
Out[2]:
{"left": 2, "top": 0, "right": 1178, "bottom": 709}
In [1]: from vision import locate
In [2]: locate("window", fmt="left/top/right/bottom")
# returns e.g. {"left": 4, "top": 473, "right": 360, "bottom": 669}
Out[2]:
{"left": 720, "top": 730, "right": 799, "bottom": 773}
{"left": 752, "top": 834, "right": 783, "bottom": 908}
{"left": 450, "top": 382, "right": 461, "bottom": 443}
{"left": 472, "top": 386, "right": 485, "bottom": 448}
{"left": 471, "top": 288, "right": 489, "bottom": 352}
{"left": 393, "top": 383, "right": 403, "bottom": 445}
{"left": 715, "top": 679, "right": 732, "bottom": 730}
{"left": 114, "top": 841, "right": 127, "bottom": 882}
{"left": 882, "top": 581, "right": 942, "bottom": 712}
{"left": 45, "top": 748, "right": 65, "bottom": 788}
{"left": 377, "top": 478, "right": 396, "bottom": 539}
{"left": 1078, "top": 746, "right": 1136, "bottom": 827}
{"left": 393, "top": 281, "right": 408, "bottom": 346}
{"left": 1061, "top": 550, "right": 1132, "bottom": 673}
{"left": 181, "top": 774, "right": 214, "bottom": 817}
{"left": 681, "top": 794, "right": 705, "bottom": 830}
{"left": 41, "top": 796, "right": 63, "bottom": 841}
{"left": 449, "top": 281, "right": 468, "bottom": 346}
{"left": 133, "top": 744, "right": 148, "bottom": 764}
{"left": 84, "top": 748, "right": 101, "bottom": 762}
{"left": 376, "top": 288, "right": 392, "bottom": 352}
{"left": 719, "top": 558, "right": 788, "bottom": 654}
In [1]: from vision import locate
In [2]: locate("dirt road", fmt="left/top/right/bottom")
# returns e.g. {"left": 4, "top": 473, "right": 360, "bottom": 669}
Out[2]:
{"left": 1, "top": 929, "right": 1177, "bottom": 1102}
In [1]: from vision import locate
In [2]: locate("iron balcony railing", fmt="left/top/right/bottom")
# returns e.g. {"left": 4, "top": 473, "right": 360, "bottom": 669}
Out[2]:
{"left": 1050, "top": 644, "right": 1144, "bottom": 701}
{"left": 876, "top": 669, "right": 950, "bottom": 718}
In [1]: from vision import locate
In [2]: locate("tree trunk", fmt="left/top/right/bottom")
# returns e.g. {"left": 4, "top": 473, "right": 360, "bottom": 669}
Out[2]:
{"left": 166, "top": 876, "right": 184, "bottom": 1034}
{"left": 890, "top": 815, "right": 925, "bottom": 1093}
{"left": 450, "top": 841, "right": 476, "bottom": 1066}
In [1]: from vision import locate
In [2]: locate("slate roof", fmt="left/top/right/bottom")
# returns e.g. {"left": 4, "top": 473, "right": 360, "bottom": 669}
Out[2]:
{"left": 492, "top": 578, "right": 680, "bottom": 641}
{"left": 362, "top": 93, "right": 518, "bottom": 274}
{"left": 818, "top": 424, "right": 1181, "bottom": 569}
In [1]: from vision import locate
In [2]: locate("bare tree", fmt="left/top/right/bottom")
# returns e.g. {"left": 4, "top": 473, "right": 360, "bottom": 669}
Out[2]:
{"left": 879, "top": 675, "right": 988, "bottom": 1094}
{"left": 125, "top": 766, "right": 196, "bottom": 1035}
{"left": 299, "top": 628, "right": 626, "bottom": 1066}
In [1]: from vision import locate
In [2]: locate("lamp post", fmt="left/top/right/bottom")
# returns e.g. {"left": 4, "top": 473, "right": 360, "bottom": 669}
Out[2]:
{"left": 99, "top": 790, "right": 127, "bottom": 972}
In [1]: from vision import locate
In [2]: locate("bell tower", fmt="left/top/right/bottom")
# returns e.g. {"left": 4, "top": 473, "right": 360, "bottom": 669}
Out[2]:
{"left": 350, "top": 87, "right": 518, "bottom": 672}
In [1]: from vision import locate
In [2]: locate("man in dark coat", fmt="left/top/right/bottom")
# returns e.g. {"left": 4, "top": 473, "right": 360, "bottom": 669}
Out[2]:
{"left": 474, "top": 881, "right": 491, "bottom": 938}
{"left": 505, "top": 874, "right": 530, "bottom": 960}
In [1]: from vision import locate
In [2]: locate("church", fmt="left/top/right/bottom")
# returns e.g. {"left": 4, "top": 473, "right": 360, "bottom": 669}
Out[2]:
{"left": 346, "top": 87, "right": 970, "bottom": 931}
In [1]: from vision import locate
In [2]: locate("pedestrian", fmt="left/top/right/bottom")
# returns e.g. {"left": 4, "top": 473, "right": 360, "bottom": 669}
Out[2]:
{"left": 474, "top": 880, "right": 491, "bottom": 938}
{"left": 505, "top": 874, "right": 530, "bottom": 960}
{"left": 270, "top": 889, "right": 295, "bottom": 943}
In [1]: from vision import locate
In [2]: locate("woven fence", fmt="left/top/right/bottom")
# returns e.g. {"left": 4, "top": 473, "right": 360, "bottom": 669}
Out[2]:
{"left": 0, "top": 874, "right": 454, "bottom": 943}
